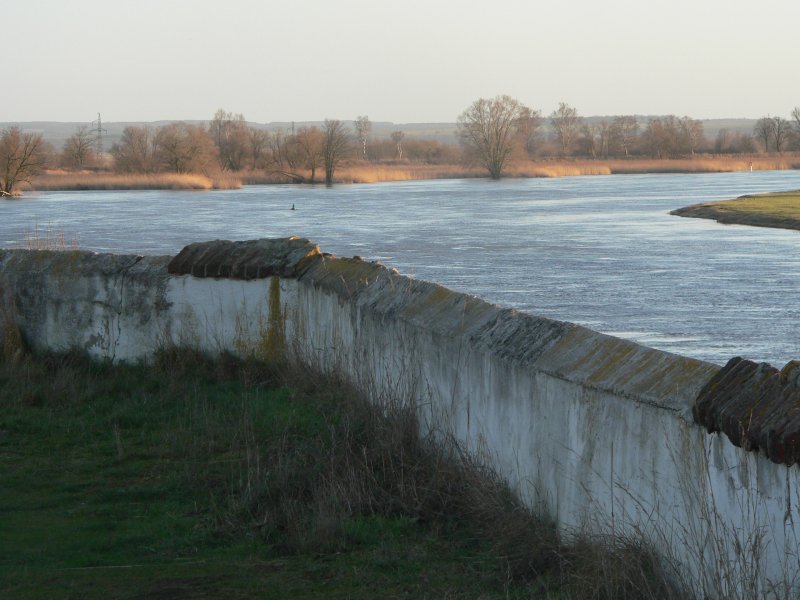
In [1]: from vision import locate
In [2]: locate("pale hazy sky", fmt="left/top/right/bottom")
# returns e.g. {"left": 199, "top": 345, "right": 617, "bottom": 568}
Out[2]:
{"left": 6, "top": 0, "right": 800, "bottom": 123}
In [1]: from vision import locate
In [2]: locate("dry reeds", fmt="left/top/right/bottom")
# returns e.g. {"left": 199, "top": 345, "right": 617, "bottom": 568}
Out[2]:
{"left": 332, "top": 155, "right": 799, "bottom": 182}
{"left": 335, "top": 163, "right": 484, "bottom": 183}
{"left": 19, "top": 225, "right": 79, "bottom": 251}
{"left": 28, "top": 172, "right": 242, "bottom": 191}
{"left": 24, "top": 154, "right": 797, "bottom": 194}
{"left": 605, "top": 156, "right": 797, "bottom": 174}
{"left": 515, "top": 163, "right": 613, "bottom": 177}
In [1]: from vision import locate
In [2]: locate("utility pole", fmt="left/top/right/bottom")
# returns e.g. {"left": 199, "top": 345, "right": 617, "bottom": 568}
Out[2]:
{"left": 92, "top": 113, "right": 107, "bottom": 158}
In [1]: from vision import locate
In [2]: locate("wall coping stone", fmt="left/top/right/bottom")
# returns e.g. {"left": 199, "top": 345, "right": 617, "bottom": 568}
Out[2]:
{"left": 167, "top": 237, "right": 321, "bottom": 279}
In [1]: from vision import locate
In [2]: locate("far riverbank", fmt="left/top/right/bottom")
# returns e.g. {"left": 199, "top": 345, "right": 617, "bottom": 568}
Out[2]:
{"left": 23, "top": 154, "right": 800, "bottom": 193}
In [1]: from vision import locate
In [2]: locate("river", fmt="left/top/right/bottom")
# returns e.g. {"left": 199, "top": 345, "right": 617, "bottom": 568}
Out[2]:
{"left": 3, "top": 170, "right": 800, "bottom": 366}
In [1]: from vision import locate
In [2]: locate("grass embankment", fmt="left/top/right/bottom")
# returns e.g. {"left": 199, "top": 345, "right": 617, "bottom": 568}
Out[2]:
{"left": 0, "top": 349, "right": 680, "bottom": 599}
{"left": 671, "top": 191, "right": 800, "bottom": 232}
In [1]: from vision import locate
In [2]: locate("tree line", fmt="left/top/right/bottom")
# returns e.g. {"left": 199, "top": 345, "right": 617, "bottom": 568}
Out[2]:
{"left": 110, "top": 111, "right": 353, "bottom": 185}
{"left": 3, "top": 100, "right": 800, "bottom": 192}
{"left": 457, "top": 95, "right": 800, "bottom": 178}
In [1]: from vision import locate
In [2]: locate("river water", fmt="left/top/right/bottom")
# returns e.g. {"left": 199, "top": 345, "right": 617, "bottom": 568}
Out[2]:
{"left": 3, "top": 170, "right": 800, "bottom": 366}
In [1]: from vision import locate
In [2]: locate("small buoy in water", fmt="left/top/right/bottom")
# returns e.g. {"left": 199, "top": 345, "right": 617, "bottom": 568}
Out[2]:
{"left": 291, "top": 204, "right": 295, "bottom": 210}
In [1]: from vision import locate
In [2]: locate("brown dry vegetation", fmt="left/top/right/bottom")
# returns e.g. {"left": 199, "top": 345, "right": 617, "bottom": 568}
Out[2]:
{"left": 23, "top": 154, "right": 800, "bottom": 192}
{"left": 604, "top": 155, "right": 800, "bottom": 174}
{"left": 27, "top": 171, "right": 242, "bottom": 191}
{"left": 508, "top": 155, "right": 800, "bottom": 177}
{"left": 244, "top": 154, "right": 800, "bottom": 185}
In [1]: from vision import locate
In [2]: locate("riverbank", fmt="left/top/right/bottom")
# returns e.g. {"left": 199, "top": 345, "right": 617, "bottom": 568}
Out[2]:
{"left": 23, "top": 155, "right": 799, "bottom": 192}
{"left": 671, "top": 191, "right": 800, "bottom": 232}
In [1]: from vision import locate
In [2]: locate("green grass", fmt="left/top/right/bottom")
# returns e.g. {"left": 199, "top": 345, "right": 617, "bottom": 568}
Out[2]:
{"left": 671, "top": 190, "right": 800, "bottom": 231}
{"left": 0, "top": 351, "right": 524, "bottom": 598}
{"left": 0, "top": 349, "right": 682, "bottom": 599}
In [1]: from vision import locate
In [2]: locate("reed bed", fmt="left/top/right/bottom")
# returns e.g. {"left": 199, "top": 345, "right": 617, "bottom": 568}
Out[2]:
{"left": 520, "top": 163, "right": 613, "bottom": 177}
{"left": 336, "top": 155, "right": 799, "bottom": 182}
{"left": 335, "top": 163, "right": 484, "bottom": 183}
{"left": 605, "top": 156, "right": 799, "bottom": 174}
{"left": 22, "top": 155, "right": 800, "bottom": 194}
{"left": 28, "top": 172, "right": 243, "bottom": 191}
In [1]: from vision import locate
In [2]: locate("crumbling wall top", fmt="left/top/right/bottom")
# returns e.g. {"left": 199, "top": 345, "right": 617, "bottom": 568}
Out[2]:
{"left": 167, "top": 237, "right": 321, "bottom": 279}
{"left": 694, "top": 357, "right": 800, "bottom": 466}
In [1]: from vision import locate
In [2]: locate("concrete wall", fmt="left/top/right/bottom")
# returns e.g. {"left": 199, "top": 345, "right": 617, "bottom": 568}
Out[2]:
{"left": 2, "top": 239, "right": 799, "bottom": 598}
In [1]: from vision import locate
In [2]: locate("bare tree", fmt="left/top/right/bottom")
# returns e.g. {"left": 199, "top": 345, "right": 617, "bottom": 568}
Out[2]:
{"left": 577, "top": 123, "right": 599, "bottom": 158}
{"left": 209, "top": 109, "right": 248, "bottom": 171}
{"left": 247, "top": 128, "right": 269, "bottom": 170}
{"left": 641, "top": 117, "right": 677, "bottom": 158}
{"left": 550, "top": 102, "right": 581, "bottom": 156}
{"left": 267, "top": 131, "right": 288, "bottom": 170}
{"left": 0, "top": 127, "right": 48, "bottom": 196}
{"left": 354, "top": 115, "right": 371, "bottom": 160}
{"left": 754, "top": 117, "right": 773, "bottom": 152}
{"left": 610, "top": 116, "right": 639, "bottom": 156}
{"left": 390, "top": 130, "right": 405, "bottom": 160}
{"left": 679, "top": 116, "right": 704, "bottom": 155}
{"left": 61, "top": 125, "right": 96, "bottom": 168}
{"left": 111, "top": 126, "right": 156, "bottom": 173}
{"left": 577, "top": 122, "right": 613, "bottom": 158}
{"left": 771, "top": 117, "right": 790, "bottom": 153}
{"left": 154, "top": 123, "right": 216, "bottom": 174}
{"left": 294, "top": 126, "right": 324, "bottom": 183}
{"left": 791, "top": 107, "right": 800, "bottom": 150}
{"left": 515, "top": 106, "right": 542, "bottom": 158}
{"left": 716, "top": 129, "right": 756, "bottom": 154}
{"left": 322, "top": 119, "right": 350, "bottom": 185}
{"left": 596, "top": 121, "right": 613, "bottom": 158}
{"left": 457, "top": 95, "right": 526, "bottom": 179}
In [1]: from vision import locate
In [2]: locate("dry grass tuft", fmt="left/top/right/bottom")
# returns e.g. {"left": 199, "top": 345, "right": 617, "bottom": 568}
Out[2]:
{"left": 19, "top": 225, "right": 79, "bottom": 251}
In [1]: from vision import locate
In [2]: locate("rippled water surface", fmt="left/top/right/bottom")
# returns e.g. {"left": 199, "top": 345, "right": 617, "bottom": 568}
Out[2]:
{"left": 3, "top": 171, "right": 800, "bottom": 366}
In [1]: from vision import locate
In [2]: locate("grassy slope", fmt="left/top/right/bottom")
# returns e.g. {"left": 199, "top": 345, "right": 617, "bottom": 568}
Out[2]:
{"left": 0, "top": 350, "right": 680, "bottom": 599}
{"left": 0, "top": 353, "right": 511, "bottom": 599}
{"left": 671, "top": 191, "right": 800, "bottom": 231}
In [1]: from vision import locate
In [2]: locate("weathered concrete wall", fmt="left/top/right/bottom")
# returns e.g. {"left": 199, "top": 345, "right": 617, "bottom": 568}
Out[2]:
{"left": 2, "top": 238, "right": 799, "bottom": 598}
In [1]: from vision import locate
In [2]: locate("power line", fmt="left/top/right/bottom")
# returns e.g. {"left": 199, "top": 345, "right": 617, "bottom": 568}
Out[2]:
{"left": 91, "top": 113, "right": 107, "bottom": 157}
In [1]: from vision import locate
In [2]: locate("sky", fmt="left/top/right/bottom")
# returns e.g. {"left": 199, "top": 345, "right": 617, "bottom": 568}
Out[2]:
{"left": 5, "top": 0, "right": 800, "bottom": 124}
